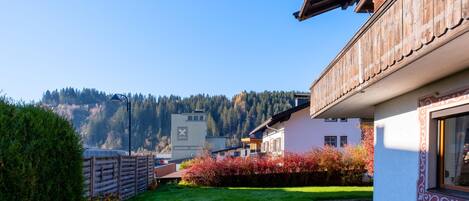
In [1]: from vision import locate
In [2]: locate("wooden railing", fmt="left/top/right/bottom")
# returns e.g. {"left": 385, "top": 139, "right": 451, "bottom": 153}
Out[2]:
{"left": 154, "top": 163, "right": 177, "bottom": 178}
{"left": 310, "top": 0, "right": 469, "bottom": 117}
{"left": 83, "top": 156, "right": 154, "bottom": 200}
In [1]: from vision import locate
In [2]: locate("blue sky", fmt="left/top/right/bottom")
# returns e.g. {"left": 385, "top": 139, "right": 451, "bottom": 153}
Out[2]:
{"left": 0, "top": 1, "right": 369, "bottom": 102}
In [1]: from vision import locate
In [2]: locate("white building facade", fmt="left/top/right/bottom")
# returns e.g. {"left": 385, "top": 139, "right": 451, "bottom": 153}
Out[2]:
{"left": 295, "top": 0, "right": 469, "bottom": 200}
{"left": 254, "top": 103, "right": 363, "bottom": 157}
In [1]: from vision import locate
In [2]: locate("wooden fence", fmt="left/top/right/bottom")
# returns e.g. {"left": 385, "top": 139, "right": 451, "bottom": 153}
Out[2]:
{"left": 83, "top": 156, "right": 154, "bottom": 200}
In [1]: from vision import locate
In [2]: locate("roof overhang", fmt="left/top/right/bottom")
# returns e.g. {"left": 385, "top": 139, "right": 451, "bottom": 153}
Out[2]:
{"left": 304, "top": 0, "right": 469, "bottom": 119}
{"left": 315, "top": 29, "right": 469, "bottom": 118}
{"left": 354, "top": 0, "right": 374, "bottom": 13}
{"left": 241, "top": 138, "right": 262, "bottom": 143}
{"left": 249, "top": 102, "right": 309, "bottom": 134}
{"left": 294, "top": 0, "right": 359, "bottom": 21}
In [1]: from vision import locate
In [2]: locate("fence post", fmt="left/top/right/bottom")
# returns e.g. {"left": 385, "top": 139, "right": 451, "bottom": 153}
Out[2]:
{"left": 134, "top": 156, "right": 138, "bottom": 196}
{"left": 146, "top": 156, "right": 149, "bottom": 188}
{"left": 90, "top": 157, "right": 96, "bottom": 198}
{"left": 151, "top": 156, "right": 154, "bottom": 182}
{"left": 117, "top": 156, "right": 122, "bottom": 199}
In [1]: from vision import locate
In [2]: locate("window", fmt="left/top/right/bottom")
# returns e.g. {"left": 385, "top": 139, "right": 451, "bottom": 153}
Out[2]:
{"left": 340, "top": 136, "right": 348, "bottom": 147}
{"left": 193, "top": 116, "right": 199, "bottom": 121}
{"left": 272, "top": 139, "right": 276, "bottom": 152}
{"left": 324, "top": 118, "right": 338, "bottom": 122}
{"left": 340, "top": 118, "right": 348, "bottom": 122}
{"left": 324, "top": 136, "right": 337, "bottom": 147}
{"left": 250, "top": 143, "right": 257, "bottom": 152}
{"left": 263, "top": 142, "right": 269, "bottom": 153}
{"left": 277, "top": 138, "right": 282, "bottom": 152}
{"left": 187, "top": 116, "right": 193, "bottom": 121}
{"left": 199, "top": 116, "right": 204, "bottom": 121}
{"left": 437, "top": 113, "right": 469, "bottom": 192}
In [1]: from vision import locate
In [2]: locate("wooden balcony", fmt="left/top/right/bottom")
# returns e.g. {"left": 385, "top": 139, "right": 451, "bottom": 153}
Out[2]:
{"left": 310, "top": 0, "right": 469, "bottom": 118}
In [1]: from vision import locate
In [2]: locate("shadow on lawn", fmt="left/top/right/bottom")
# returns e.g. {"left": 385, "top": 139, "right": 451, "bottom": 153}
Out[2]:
{"left": 130, "top": 184, "right": 373, "bottom": 201}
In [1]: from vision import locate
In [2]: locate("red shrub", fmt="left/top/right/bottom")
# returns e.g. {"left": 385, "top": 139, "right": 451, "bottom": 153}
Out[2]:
{"left": 182, "top": 146, "right": 370, "bottom": 187}
{"left": 308, "top": 146, "right": 343, "bottom": 172}
{"left": 361, "top": 125, "right": 374, "bottom": 175}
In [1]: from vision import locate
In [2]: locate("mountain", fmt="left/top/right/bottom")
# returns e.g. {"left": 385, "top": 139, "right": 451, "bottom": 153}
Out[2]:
{"left": 41, "top": 88, "right": 303, "bottom": 153}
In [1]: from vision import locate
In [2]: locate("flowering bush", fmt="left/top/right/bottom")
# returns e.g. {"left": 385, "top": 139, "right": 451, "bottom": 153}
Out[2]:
{"left": 361, "top": 124, "right": 374, "bottom": 175}
{"left": 182, "top": 146, "right": 370, "bottom": 187}
{"left": 180, "top": 158, "right": 200, "bottom": 170}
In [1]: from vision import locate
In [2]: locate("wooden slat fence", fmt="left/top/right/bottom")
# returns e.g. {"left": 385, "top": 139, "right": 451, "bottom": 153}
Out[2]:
{"left": 83, "top": 156, "right": 154, "bottom": 200}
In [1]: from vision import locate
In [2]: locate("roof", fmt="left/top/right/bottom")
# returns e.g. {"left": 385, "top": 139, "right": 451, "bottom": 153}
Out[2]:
{"left": 168, "top": 156, "right": 195, "bottom": 164}
{"left": 248, "top": 131, "right": 263, "bottom": 139}
{"left": 83, "top": 148, "right": 128, "bottom": 158}
{"left": 211, "top": 146, "right": 243, "bottom": 154}
{"left": 249, "top": 102, "right": 310, "bottom": 135}
{"left": 241, "top": 137, "right": 262, "bottom": 143}
{"left": 206, "top": 136, "right": 229, "bottom": 139}
{"left": 294, "top": 93, "right": 310, "bottom": 98}
{"left": 293, "top": 0, "right": 359, "bottom": 21}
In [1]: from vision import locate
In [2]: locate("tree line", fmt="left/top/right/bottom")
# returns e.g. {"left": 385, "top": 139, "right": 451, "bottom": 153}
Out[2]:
{"left": 41, "top": 88, "right": 302, "bottom": 152}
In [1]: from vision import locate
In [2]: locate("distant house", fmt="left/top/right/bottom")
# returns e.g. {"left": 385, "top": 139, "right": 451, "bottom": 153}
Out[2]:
{"left": 295, "top": 0, "right": 469, "bottom": 200}
{"left": 170, "top": 111, "right": 207, "bottom": 160}
{"left": 240, "top": 133, "right": 262, "bottom": 157}
{"left": 212, "top": 146, "right": 245, "bottom": 160}
{"left": 250, "top": 95, "right": 362, "bottom": 157}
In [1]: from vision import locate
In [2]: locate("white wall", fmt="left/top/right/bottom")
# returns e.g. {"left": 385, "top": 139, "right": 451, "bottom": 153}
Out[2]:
{"left": 262, "top": 129, "right": 284, "bottom": 156}
{"left": 284, "top": 108, "right": 362, "bottom": 154}
{"left": 373, "top": 69, "right": 469, "bottom": 201}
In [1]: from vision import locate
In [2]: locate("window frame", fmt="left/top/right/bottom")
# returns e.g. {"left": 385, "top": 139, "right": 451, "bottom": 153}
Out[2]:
{"left": 277, "top": 137, "right": 282, "bottom": 152}
{"left": 324, "top": 136, "right": 337, "bottom": 147}
{"left": 433, "top": 104, "right": 469, "bottom": 193}
{"left": 340, "top": 136, "right": 348, "bottom": 147}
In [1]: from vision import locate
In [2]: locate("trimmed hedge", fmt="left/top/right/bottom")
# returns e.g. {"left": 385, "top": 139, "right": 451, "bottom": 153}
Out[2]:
{"left": 183, "top": 146, "right": 371, "bottom": 187}
{"left": 0, "top": 100, "right": 83, "bottom": 201}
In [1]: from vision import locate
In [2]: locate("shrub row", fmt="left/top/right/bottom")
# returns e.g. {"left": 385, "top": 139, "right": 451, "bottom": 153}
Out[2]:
{"left": 0, "top": 100, "right": 84, "bottom": 201}
{"left": 182, "top": 146, "right": 371, "bottom": 187}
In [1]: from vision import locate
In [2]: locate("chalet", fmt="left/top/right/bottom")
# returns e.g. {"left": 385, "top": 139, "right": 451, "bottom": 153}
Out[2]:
{"left": 251, "top": 95, "right": 362, "bottom": 156}
{"left": 295, "top": 0, "right": 469, "bottom": 200}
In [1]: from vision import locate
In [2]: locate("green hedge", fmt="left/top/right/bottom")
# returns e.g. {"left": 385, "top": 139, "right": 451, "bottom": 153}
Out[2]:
{"left": 0, "top": 100, "right": 84, "bottom": 201}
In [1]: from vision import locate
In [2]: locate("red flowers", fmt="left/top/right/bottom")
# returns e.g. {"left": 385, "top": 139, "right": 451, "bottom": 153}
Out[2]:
{"left": 182, "top": 146, "right": 371, "bottom": 186}
{"left": 361, "top": 126, "right": 374, "bottom": 175}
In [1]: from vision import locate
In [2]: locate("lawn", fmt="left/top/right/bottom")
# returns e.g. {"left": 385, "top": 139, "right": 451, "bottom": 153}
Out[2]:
{"left": 130, "top": 184, "right": 373, "bottom": 201}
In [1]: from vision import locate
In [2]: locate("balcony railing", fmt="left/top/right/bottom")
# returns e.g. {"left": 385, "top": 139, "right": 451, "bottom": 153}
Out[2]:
{"left": 310, "top": 0, "right": 469, "bottom": 117}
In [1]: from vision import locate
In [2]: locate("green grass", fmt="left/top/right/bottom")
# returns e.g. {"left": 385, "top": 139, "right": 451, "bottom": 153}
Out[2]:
{"left": 130, "top": 184, "right": 373, "bottom": 201}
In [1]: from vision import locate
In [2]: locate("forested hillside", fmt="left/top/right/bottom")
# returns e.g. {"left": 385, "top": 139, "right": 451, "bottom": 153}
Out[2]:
{"left": 41, "top": 88, "right": 301, "bottom": 153}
